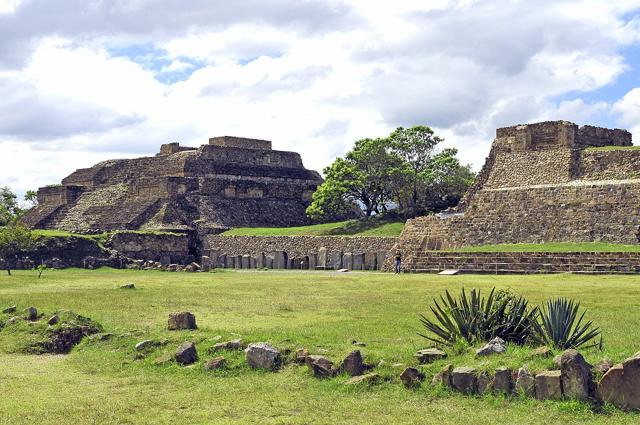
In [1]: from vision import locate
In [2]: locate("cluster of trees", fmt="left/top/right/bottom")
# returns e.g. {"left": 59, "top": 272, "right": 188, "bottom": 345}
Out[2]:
{"left": 306, "top": 126, "right": 475, "bottom": 221}
{"left": 0, "top": 187, "right": 37, "bottom": 226}
{"left": 0, "top": 187, "right": 38, "bottom": 275}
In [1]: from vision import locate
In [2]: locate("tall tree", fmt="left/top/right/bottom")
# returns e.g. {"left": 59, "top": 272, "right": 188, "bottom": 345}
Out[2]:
{"left": 24, "top": 190, "right": 39, "bottom": 208}
{"left": 0, "top": 187, "right": 23, "bottom": 226}
{"left": 420, "top": 148, "right": 475, "bottom": 212}
{"left": 307, "top": 126, "right": 475, "bottom": 221}
{"left": 306, "top": 138, "right": 404, "bottom": 220}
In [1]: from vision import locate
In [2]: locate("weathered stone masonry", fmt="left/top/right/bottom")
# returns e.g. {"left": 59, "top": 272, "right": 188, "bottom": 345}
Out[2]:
{"left": 21, "top": 136, "right": 323, "bottom": 235}
{"left": 390, "top": 121, "right": 639, "bottom": 272}
{"left": 205, "top": 235, "right": 396, "bottom": 270}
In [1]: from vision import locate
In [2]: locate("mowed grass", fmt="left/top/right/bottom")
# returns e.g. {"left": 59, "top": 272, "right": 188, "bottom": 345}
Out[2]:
{"left": 222, "top": 218, "right": 404, "bottom": 237}
{"left": 1, "top": 269, "right": 640, "bottom": 424}
{"left": 454, "top": 242, "right": 640, "bottom": 253}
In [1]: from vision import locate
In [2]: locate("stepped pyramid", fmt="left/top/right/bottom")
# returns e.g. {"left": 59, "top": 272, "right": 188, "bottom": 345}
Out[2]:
{"left": 22, "top": 136, "right": 323, "bottom": 234}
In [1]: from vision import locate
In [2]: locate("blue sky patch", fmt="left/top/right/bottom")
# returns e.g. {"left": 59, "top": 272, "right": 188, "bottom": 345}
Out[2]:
{"left": 108, "top": 44, "right": 206, "bottom": 84}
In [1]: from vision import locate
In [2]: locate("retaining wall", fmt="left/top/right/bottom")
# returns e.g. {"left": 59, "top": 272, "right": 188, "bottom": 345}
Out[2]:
{"left": 205, "top": 235, "right": 396, "bottom": 270}
{"left": 407, "top": 251, "right": 640, "bottom": 274}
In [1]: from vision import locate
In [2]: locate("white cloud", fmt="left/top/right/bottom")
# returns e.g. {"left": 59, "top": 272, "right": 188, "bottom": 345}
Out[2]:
{"left": 0, "top": 0, "right": 639, "bottom": 196}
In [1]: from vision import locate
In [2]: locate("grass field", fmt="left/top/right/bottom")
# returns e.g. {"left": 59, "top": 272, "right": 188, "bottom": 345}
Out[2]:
{"left": 222, "top": 218, "right": 405, "bottom": 237}
{"left": 1, "top": 269, "right": 640, "bottom": 424}
{"left": 454, "top": 242, "right": 640, "bottom": 253}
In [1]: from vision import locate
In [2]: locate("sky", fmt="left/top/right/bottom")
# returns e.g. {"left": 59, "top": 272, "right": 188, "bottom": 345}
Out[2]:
{"left": 1, "top": 0, "right": 640, "bottom": 199}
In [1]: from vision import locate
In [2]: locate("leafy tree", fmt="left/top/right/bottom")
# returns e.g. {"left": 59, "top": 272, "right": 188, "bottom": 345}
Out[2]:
{"left": 307, "top": 138, "right": 404, "bottom": 220}
{"left": 307, "top": 126, "right": 475, "bottom": 220}
{"left": 389, "top": 126, "right": 442, "bottom": 211}
{"left": 0, "top": 225, "right": 36, "bottom": 276}
{"left": 419, "top": 148, "right": 475, "bottom": 213}
{"left": 24, "top": 190, "right": 39, "bottom": 208}
{"left": 0, "top": 186, "right": 23, "bottom": 226}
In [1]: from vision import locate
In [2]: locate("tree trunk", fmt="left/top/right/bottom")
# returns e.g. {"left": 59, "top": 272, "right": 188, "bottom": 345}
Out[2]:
{"left": 6, "top": 268, "right": 11, "bottom": 276}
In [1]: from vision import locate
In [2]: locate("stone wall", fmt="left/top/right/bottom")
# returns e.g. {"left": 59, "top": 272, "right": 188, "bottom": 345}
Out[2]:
{"left": 208, "top": 136, "right": 272, "bottom": 150}
{"left": 0, "top": 236, "right": 122, "bottom": 270}
{"left": 406, "top": 251, "right": 640, "bottom": 274}
{"left": 205, "top": 235, "right": 396, "bottom": 270}
{"left": 107, "top": 232, "right": 192, "bottom": 265}
{"left": 484, "top": 147, "right": 575, "bottom": 189}
{"left": 580, "top": 149, "right": 640, "bottom": 181}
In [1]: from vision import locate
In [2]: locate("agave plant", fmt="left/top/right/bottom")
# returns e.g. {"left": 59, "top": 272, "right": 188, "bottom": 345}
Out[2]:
{"left": 418, "top": 287, "right": 538, "bottom": 346}
{"left": 533, "top": 298, "right": 602, "bottom": 350}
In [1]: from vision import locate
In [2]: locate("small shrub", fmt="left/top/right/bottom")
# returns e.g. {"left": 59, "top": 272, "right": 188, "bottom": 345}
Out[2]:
{"left": 418, "top": 287, "right": 538, "bottom": 346}
{"left": 532, "top": 298, "right": 602, "bottom": 350}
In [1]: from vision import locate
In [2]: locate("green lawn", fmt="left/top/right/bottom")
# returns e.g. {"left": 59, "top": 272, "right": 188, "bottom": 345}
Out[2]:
{"left": 1, "top": 269, "right": 640, "bottom": 424}
{"left": 454, "top": 242, "right": 640, "bottom": 253}
{"left": 222, "top": 218, "right": 405, "bottom": 237}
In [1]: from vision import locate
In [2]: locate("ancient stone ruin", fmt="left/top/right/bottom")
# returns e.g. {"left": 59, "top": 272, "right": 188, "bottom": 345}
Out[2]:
{"left": 391, "top": 120, "right": 639, "bottom": 272}
{"left": 22, "top": 136, "right": 323, "bottom": 234}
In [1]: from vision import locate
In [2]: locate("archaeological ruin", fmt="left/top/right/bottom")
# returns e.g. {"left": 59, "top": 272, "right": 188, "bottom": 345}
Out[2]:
{"left": 22, "top": 136, "right": 323, "bottom": 234}
{"left": 12, "top": 120, "right": 640, "bottom": 274}
{"left": 391, "top": 120, "right": 640, "bottom": 272}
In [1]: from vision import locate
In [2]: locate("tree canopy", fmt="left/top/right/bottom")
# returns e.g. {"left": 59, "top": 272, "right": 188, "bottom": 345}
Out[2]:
{"left": 306, "top": 126, "right": 475, "bottom": 221}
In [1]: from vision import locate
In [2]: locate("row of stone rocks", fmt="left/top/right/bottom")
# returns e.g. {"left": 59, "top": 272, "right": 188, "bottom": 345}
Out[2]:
{"left": 157, "top": 311, "right": 640, "bottom": 410}
{"left": 127, "top": 259, "right": 211, "bottom": 273}
{"left": 403, "top": 348, "right": 640, "bottom": 411}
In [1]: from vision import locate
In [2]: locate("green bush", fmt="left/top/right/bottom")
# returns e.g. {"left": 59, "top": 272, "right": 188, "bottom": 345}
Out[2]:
{"left": 418, "top": 288, "right": 538, "bottom": 346}
{"left": 532, "top": 298, "right": 602, "bottom": 350}
{"left": 419, "top": 288, "right": 601, "bottom": 350}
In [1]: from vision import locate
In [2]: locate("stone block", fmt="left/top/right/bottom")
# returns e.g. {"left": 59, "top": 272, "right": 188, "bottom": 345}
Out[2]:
{"left": 598, "top": 354, "right": 640, "bottom": 410}
{"left": 560, "top": 349, "right": 595, "bottom": 401}
{"left": 364, "top": 252, "right": 377, "bottom": 270}
{"left": 256, "top": 253, "right": 266, "bottom": 269}
{"left": 175, "top": 342, "right": 198, "bottom": 365}
{"left": 329, "top": 250, "right": 343, "bottom": 270}
{"left": 342, "top": 253, "right": 353, "bottom": 270}
{"left": 168, "top": 312, "right": 197, "bottom": 330}
{"left": 272, "top": 251, "right": 287, "bottom": 269}
{"left": 241, "top": 255, "right": 251, "bottom": 269}
{"left": 376, "top": 251, "right": 388, "bottom": 270}
{"left": 515, "top": 366, "right": 535, "bottom": 396}
{"left": 452, "top": 367, "right": 477, "bottom": 394}
{"left": 477, "top": 371, "right": 492, "bottom": 394}
{"left": 317, "top": 247, "right": 328, "bottom": 269}
{"left": 414, "top": 348, "right": 447, "bottom": 364}
{"left": 400, "top": 367, "right": 425, "bottom": 388}
{"left": 246, "top": 342, "right": 281, "bottom": 370}
{"left": 535, "top": 370, "right": 562, "bottom": 400}
{"left": 339, "top": 350, "right": 365, "bottom": 377}
{"left": 308, "top": 253, "right": 317, "bottom": 270}
{"left": 352, "top": 253, "right": 364, "bottom": 271}
{"left": 493, "top": 367, "right": 513, "bottom": 394}
{"left": 431, "top": 364, "right": 453, "bottom": 387}
{"left": 201, "top": 256, "right": 211, "bottom": 272}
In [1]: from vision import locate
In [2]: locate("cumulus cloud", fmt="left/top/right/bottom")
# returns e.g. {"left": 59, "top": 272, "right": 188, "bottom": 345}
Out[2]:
{"left": 1, "top": 0, "right": 640, "bottom": 196}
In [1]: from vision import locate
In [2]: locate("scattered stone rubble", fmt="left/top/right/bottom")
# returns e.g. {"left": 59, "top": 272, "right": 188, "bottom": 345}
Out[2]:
{"left": 5, "top": 303, "right": 640, "bottom": 412}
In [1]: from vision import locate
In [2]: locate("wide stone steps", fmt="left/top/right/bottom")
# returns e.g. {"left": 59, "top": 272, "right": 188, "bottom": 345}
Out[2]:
{"left": 405, "top": 251, "right": 640, "bottom": 274}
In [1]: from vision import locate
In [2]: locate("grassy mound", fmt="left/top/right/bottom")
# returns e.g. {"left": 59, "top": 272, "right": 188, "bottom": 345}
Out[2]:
{"left": 1, "top": 308, "right": 103, "bottom": 354}
{"left": 222, "top": 217, "right": 405, "bottom": 237}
